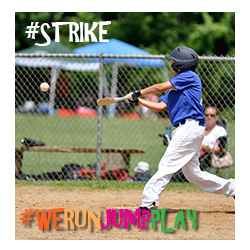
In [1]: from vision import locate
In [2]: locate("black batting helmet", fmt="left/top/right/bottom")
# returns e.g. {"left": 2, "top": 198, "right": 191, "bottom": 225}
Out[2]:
{"left": 165, "top": 46, "right": 199, "bottom": 73}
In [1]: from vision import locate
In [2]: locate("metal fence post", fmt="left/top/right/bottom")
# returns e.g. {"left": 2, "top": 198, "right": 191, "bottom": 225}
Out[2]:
{"left": 96, "top": 53, "right": 104, "bottom": 178}
{"left": 49, "top": 67, "right": 59, "bottom": 116}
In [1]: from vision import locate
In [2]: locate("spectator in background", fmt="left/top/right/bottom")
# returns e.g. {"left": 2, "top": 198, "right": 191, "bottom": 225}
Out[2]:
{"left": 78, "top": 91, "right": 96, "bottom": 109}
{"left": 56, "top": 70, "right": 71, "bottom": 108}
{"left": 199, "top": 106, "right": 227, "bottom": 170}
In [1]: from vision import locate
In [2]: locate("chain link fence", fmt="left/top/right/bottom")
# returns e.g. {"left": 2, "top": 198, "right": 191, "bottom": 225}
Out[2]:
{"left": 15, "top": 53, "right": 235, "bottom": 182}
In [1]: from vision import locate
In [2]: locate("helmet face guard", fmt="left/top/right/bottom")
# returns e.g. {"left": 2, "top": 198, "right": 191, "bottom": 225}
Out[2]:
{"left": 165, "top": 46, "right": 199, "bottom": 73}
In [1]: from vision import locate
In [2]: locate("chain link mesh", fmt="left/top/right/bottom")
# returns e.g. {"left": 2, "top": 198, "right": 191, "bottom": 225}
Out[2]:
{"left": 15, "top": 54, "right": 235, "bottom": 182}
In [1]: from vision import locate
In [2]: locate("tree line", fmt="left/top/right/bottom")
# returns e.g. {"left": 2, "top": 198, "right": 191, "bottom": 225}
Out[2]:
{"left": 15, "top": 12, "right": 235, "bottom": 56}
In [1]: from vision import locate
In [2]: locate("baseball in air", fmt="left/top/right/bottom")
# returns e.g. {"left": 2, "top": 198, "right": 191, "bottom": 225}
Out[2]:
{"left": 40, "top": 82, "right": 50, "bottom": 92}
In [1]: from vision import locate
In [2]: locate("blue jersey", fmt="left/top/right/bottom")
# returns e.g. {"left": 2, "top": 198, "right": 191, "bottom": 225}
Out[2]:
{"left": 159, "top": 71, "right": 205, "bottom": 127}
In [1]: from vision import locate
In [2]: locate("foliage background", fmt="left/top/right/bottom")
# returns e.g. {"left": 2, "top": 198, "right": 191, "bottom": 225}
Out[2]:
{"left": 15, "top": 12, "right": 235, "bottom": 56}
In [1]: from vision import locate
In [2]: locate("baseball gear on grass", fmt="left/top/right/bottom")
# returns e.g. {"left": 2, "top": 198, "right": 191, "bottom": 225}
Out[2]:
{"left": 21, "top": 137, "right": 45, "bottom": 147}
{"left": 165, "top": 46, "right": 199, "bottom": 73}
{"left": 159, "top": 134, "right": 171, "bottom": 146}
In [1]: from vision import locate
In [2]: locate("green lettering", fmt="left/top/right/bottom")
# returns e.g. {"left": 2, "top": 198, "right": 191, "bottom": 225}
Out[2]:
{"left": 160, "top": 209, "right": 173, "bottom": 232}
{"left": 174, "top": 211, "right": 186, "bottom": 229}
{"left": 186, "top": 209, "right": 196, "bottom": 229}
{"left": 151, "top": 210, "right": 160, "bottom": 229}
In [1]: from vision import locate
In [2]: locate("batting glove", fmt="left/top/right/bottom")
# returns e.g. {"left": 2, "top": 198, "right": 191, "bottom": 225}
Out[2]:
{"left": 125, "top": 98, "right": 139, "bottom": 104}
{"left": 125, "top": 90, "right": 141, "bottom": 103}
{"left": 125, "top": 92, "right": 138, "bottom": 104}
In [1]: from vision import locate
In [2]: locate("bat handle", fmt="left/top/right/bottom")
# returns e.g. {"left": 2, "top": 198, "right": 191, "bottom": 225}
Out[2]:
{"left": 114, "top": 96, "right": 127, "bottom": 102}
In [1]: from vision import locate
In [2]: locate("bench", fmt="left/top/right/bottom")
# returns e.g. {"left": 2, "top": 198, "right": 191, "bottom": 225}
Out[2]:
{"left": 15, "top": 146, "right": 146, "bottom": 172}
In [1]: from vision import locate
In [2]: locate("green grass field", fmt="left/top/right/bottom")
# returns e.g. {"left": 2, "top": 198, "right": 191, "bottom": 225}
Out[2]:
{"left": 15, "top": 113, "right": 235, "bottom": 180}
{"left": 15, "top": 179, "right": 203, "bottom": 192}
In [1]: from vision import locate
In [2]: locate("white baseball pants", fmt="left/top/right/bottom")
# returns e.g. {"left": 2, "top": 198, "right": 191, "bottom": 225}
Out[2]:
{"left": 141, "top": 119, "right": 235, "bottom": 207}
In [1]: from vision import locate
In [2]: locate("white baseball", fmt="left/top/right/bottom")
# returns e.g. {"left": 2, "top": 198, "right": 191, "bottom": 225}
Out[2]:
{"left": 40, "top": 82, "right": 50, "bottom": 92}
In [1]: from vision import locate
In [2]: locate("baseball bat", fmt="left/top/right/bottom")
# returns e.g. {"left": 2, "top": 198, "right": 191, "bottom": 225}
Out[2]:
{"left": 97, "top": 96, "right": 127, "bottom": 106}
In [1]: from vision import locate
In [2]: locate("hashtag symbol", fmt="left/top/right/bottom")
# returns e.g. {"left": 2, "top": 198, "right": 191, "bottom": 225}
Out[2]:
{"left": 25, "top": 22, "right": 40, "bottom": 39}
{"left": 20, "top": 209, "right": 34, "bottom": 226}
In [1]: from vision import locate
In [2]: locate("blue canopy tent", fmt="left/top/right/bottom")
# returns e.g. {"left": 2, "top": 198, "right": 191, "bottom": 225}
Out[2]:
{"left": 74, "top": 38, "right": 167, "bottom": 117}
{"left": 74, "top": 38, "right": 165, "bottom": 67}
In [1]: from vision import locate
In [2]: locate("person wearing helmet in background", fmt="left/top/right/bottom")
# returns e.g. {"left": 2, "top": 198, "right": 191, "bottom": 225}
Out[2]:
{"left": 125, "top": 46, "right": 235, "bottom": 211}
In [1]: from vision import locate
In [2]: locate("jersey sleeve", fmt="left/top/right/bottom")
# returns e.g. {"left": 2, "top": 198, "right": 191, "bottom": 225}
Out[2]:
{"left": 170, "top": 71, "right": 198, "bottom": 90}
{"left": 159, "top": 91, "right": 169, "bottom": 105}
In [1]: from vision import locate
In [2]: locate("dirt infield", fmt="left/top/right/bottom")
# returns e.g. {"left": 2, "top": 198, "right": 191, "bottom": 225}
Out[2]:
{"left": 15, "top": 184, "right": 235, "bottom": 240}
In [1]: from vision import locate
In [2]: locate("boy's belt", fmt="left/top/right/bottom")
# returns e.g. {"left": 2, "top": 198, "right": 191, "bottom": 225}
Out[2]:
{"left": 176, "top": 119, "right": 205, "bottom": 128}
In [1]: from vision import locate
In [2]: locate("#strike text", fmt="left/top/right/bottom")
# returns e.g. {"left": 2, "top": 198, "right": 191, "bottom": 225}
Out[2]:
{"left": 26, "top": 21, "right": 111, "bottom": 46}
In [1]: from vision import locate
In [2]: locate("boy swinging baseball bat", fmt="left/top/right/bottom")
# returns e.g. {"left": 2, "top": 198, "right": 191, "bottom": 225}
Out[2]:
{"left": 123, "top": 46, "right": 235, "bottom": 211}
